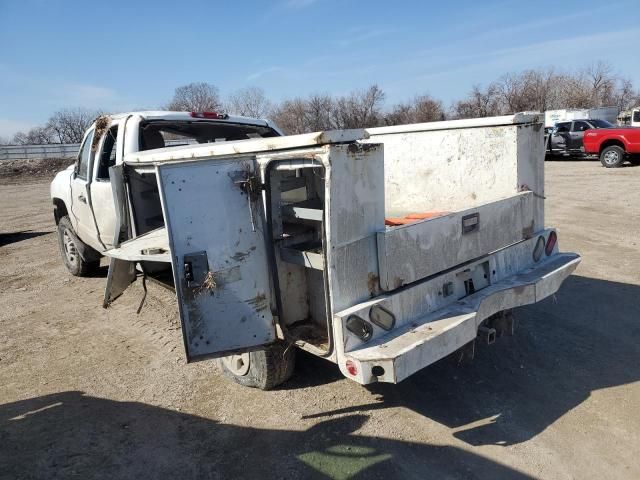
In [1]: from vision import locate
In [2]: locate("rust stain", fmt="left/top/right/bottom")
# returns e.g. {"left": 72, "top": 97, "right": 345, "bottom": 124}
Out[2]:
{"left": 367, "top": 272, "right": 380, "bottom": 297}
{"left": 522, "top": 220, "right": 535, "bottom": 239}
{"left": 246, "top": 293, "right": 269, "bottom": 312}
{"left": 231, "top": 250, "right": 251, "bottom": 262}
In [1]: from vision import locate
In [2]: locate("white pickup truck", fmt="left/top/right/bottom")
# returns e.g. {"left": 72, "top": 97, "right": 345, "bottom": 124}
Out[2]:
{"left": 51, "top": 111, "right": 580, "bottom": 390}
{"left": 51, "top": 111, "right": 282, "bottom": 273}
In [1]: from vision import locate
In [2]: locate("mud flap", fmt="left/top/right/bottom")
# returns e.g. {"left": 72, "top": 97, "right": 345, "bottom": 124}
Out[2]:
{"left": 103, "top": 257, "right": 136, "bottom": 308}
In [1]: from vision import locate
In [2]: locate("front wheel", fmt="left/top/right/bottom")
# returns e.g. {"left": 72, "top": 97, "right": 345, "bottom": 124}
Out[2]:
{"left": 600, "top": 145, "right": 625, "bottom": 168}
{"left": 217, "top": 342, "right": 295, "bottom": 390}
{"left": 57, "top": 216, "right": 100, "bottom": 276}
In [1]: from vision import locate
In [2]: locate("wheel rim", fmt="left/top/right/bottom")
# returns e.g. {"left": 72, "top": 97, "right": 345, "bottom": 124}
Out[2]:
{"left": 62, "top": 229, "right": 79, "bottom": 267}
{"left": 221, "top": 353, "right": 250, "bottom": 376}
{"left": 604, "top": 150, "right": 619, "bottom": 165}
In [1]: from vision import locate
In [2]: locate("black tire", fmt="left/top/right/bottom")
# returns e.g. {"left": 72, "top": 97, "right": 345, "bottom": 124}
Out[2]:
{"left": 218, "top": 342, "right": 295, "bottom": 390}
{"left": 57, "top": 216, "right": 100, "bottom": 276}
{"left": 600, "top": 145, "right": 625, "bottom": 168}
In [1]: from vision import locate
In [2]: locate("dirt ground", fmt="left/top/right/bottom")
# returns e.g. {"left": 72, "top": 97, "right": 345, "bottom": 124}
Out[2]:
{"left": 1, "top": 160, "right": 639, "bottom": 479}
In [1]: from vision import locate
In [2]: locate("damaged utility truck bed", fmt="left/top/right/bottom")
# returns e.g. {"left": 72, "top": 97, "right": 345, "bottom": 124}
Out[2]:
{"left": 53, "top": 112, "right": 580, "bottom": 389}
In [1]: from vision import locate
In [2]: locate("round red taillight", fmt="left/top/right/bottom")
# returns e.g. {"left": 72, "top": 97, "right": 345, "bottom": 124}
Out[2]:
{"left": 346, "top": 360, "right": 358, "bottom": 376}
{"left": 545, "top": 231, "right": 557, "bottom": 256}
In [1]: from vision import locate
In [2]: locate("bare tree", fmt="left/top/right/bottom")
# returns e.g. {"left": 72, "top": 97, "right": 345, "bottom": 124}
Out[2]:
{"left": 333, "top": 85, "right": 386, "bottom": 129}
{"left": 270, "top": 98, "right": 309, "bottom": 135}
{"left": 385, "top": 94, "right": 445, "bottom": 125}
{"left": 166, "top": 82, "right": 222, "bottom": 112}
{"left": 304, "top": 94, "right": 335, "bottom": 131}
{"left": 451, "top": 84, "right": 502, "bottom": 119}
{"left": 12, "top": 126, "right": 55, "bottom": 145}
{"left": 584, "top": 61, "right": 616, "bottom": 107}
{"left": 614, "top": 78, "right": 640, "bottom": 111}
{"left": 227, "top": 87, "right": 272, "bottom": 118}
{"left": 46, "top": 108, "right": 99, "bottom": 144}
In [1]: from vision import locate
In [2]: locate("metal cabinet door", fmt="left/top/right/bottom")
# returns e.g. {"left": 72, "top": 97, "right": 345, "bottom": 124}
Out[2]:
{"left": 157, "top": 158, "right": 276, "bottom": 361}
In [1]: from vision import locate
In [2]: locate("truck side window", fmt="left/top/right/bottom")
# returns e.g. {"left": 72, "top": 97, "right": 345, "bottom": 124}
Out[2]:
{"left": 555, "top": 123, "right": 569, "bottom": 133}
{"left": 76, "top": 131, "right": 94, "bottom": 180}
{"left": 573, "top": 121, "right": 590, "bottom": 132}
{"left": 97, "top": 126, "right": 118, "bottom": 179}
{"left": 633, "top": 111, "right": 640, "bottom": 123}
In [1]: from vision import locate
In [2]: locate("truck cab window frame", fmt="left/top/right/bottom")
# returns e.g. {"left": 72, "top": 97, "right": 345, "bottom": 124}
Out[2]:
{"left": 96, "top": 126, "right": 118, "bottom": 180}
{"left": 76, "top": 129, "right": 95, "bottom": 181}
{"left": 572, "top": 121, "right": 590, "bottom": 132}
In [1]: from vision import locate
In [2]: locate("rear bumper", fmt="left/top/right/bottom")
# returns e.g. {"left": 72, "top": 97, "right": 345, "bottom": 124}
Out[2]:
{"left": 337, "top": 251, "right": 580, "bottom": 385}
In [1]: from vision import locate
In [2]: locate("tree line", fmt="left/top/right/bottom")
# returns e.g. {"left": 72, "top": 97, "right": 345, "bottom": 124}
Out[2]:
{"left": 3, "top": 61, "right": 638, "bottom": 145}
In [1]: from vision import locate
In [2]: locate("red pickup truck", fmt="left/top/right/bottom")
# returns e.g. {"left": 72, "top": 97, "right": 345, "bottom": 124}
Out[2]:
{"left": 583, "top": 127, "right": 640, "bottom": 168}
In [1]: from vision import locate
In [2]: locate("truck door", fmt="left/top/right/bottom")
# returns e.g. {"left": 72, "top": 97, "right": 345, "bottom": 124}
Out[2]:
{"left": 550, "top": 122, "right": 570, "bottom": 153}
{"left": 91, "top": 124, "right": 119, "bottom": 249}
{"left": 156, "top": 157, "right": 277, "bottom": 361}
{"left": 570, "top": 121, "right": 590, "bottom": 151}
{"left": 70, "top": 128, "right": 100, "bottom": 247}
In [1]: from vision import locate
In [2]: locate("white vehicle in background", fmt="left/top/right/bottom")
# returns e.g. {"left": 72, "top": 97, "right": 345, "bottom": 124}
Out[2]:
{"left": 51, "top": 112, "right": 580, "bottom": 390}
{"left": 617, "top": 107, "right": 640, "bottom": 127}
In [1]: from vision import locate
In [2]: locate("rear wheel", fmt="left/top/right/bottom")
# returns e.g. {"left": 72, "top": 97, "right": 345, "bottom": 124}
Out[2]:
{"left": 600, "top": 145, "right": 625, "bottom": 168}
{"left": 218, "top": 342, "right": 295, "bottom": 390}
{"left": 57, "top": 216, "right": 100, "bottom": 276}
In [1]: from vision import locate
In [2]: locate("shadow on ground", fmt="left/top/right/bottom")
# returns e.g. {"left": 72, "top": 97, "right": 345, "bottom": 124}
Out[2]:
{"left": 0, "top": 230, "right": 52, "bottom": 247}
{"left": 0, "top": 391, "right": 533, "bottom": 479}
{"left": 302, "top": 275, "right": 640, "bottom": 447}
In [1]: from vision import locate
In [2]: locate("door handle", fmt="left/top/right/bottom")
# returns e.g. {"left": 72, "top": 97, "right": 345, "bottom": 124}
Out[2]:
{"left": 78, "top": 194, "right": 87, "bottom": 204}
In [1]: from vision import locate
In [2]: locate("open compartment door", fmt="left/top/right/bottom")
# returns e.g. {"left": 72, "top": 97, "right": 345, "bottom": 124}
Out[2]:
{"left": 156, "top": 158, "right": 277, "bottom": 361}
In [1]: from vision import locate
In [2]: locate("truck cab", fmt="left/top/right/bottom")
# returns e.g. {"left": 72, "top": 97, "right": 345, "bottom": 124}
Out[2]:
{"left": 51, "top": 111, "right": 282, "bottom": 274}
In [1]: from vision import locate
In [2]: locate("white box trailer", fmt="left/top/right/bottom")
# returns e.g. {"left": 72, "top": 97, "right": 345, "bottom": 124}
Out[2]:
{"left": 545, "top": 107, "right": 618, "bottom": 127}
{"left": 103, "top": 113, "right": 579, "bottom": 387}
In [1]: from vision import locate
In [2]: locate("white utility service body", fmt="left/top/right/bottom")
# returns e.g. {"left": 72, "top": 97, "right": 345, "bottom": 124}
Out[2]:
{"left": 104, "top": 113, "right": 580, "bottom": 385}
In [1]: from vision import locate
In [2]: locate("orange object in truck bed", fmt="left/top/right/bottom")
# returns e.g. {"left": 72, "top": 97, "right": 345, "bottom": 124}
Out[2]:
{"left": 385, "top": 211, "right": 449, "bottom": 226}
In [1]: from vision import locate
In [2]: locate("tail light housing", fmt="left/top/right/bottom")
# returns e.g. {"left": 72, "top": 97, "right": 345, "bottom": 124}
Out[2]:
{"left": 369, "top": 305, "right": 395, "bottom": 330}
{"left": 346, "top": 315, "right": 373, "bottom": 341}
{"left": 533, "top": 236, "right": 545, "bottom": 262}
{"left": 545, "top": 231, "right": 557, "bottom": 256}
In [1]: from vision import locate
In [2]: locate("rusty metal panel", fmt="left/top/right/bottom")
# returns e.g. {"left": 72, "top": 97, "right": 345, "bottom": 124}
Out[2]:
{"left": 103, "top": 257, "right": 136, "bottom": 307}
{"left": 156, "top": 157, "right": 276, "bottom": 360}
{"left": 376, "top": 192, "right": 535, "bottom": 291}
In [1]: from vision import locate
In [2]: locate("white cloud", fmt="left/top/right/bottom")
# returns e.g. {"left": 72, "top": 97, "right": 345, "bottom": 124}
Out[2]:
{"left": 246, "top": 66, "right": 285, "bottom": 81}
{"left": 0, "top": 118, "right": 37, "bottom": 139}
{"left": 284, "top": 0, "right": 319, "bottom": 9}
{"left": 334, "top": 27, "right": 395, "bottom": 48}
{"left": 53, "top": 83, "right": 120, "bottom": 109}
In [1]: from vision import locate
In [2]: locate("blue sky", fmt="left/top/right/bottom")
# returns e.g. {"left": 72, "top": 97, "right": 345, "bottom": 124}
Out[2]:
{"left": 1, "top": 0, "right": 639, "bottom": 137}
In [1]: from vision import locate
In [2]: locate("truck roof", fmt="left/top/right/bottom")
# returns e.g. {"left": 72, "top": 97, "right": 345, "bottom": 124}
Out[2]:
{"left": 106, "top": 110, "right": 273, "bottom": 128}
